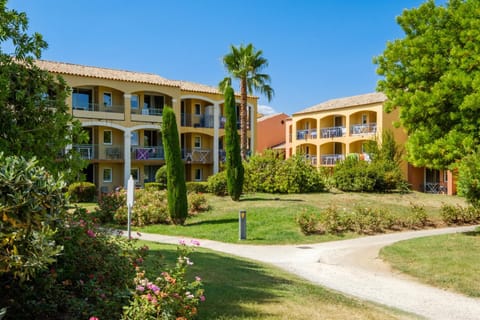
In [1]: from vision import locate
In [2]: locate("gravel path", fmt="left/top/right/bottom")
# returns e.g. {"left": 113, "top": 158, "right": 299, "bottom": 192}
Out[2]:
{"left": 133, "top": 225, "right": 480, "bottom": 320}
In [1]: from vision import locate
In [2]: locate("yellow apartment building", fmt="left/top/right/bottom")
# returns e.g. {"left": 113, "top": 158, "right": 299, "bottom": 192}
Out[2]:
{"left": 36, "top": 60, "right": 258, "bottom": 194}
{"left": 285, "top": 92, "right": 456, "bottom": 195}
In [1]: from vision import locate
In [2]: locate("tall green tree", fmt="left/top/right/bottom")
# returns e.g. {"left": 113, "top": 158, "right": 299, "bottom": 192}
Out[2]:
{"left": 224, "top": 85, "right": 244, "bottom": 201}
{"left": 0, "top": 0, "right": 86, "bottom": 182}
{"left": 374, "top": 0, "right": 480, "bottom": 170}
{"left": 219, "top": 43, "right": 274, "bottom": 159}
{"left": 161, "top": 106, "right": 188, "bottom": 225}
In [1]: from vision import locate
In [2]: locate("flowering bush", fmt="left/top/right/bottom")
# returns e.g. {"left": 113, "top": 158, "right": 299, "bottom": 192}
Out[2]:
{"left": 188, "top": 192, "right": 209, "bottom": 215}
{"left": 114, "top": 189, "right": 170, "bottom": 226}
{"left": 96, "top": 189, "right": 126, "bottom": 223}
{"left": 122, "top": 240, "right": 205, "bottom": 320}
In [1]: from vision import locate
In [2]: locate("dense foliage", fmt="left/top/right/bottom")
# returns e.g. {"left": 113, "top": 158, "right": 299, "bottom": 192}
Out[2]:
{"left": 334, "top": 131, "right": 408, "bottom": 192}
{"left": 207, "top": 170, "right": 228, "bottom": 196}
{"left": 224, "top": 85, "right": 244, "bottom": 201}
{"left": 219, "top": 43, "right": 274, "bottom": 159}
{"left": 161, "top": 106, "right": 188, "bottom": 225}
{"left": 0, "top": 1, "right": 87, "bottom": 183}
{"left": 244, "top": 151, "right": 326, "bottom": 193}
{"left": 374, "top": 0, "right": 480, "bottom": 170}
{"left": 457, "top": 150, "right": 480, "bottom": 207}
{"left": 154, "top": 165, "right": 168, "bottom": 190}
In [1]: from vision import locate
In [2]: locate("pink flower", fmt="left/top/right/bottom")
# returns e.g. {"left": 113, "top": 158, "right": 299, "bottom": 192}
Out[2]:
{"left": 86, "top": 229, "right": 96, "bottom": 238}
{"left": 200, "top": 295, "right": 206, "bottom": 302}
{"left": 179, "top": 239, "right": 186, "bottom": 245}
{"left": 190, "top": 239, "right": 200, "bottom": 246}
{"left": 89, "top": 317, "right": 99, "bottom": 320}
{"left": 195, "top": 276, "right": 202, "bottom": 282}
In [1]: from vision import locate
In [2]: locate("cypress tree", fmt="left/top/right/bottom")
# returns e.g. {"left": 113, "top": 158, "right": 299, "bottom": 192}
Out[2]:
{"left": 161, "top": 106, "right": 188, "bottom": 224}
{"left": 224, "top": 85, "right": 244, "bottom": 201}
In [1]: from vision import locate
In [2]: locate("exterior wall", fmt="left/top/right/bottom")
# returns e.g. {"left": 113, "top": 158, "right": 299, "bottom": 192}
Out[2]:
{"left": 256, "top": 113, "right": 289, "bottom": 154}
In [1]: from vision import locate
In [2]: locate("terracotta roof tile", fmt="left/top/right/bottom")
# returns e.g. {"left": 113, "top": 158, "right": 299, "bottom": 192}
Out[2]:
{"left": 294, "top": 92, "right": 387, "bottom": 115}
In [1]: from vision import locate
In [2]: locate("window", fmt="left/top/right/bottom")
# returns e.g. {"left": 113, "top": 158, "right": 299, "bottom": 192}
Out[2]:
{"left": 103, "top": 168, "right": 112, "bottom": 182}
{"left": 194, "top": 136, "right": 201, "bottom": 149}
{"left": 194, "top": 103, "right": 201, "bottom": 115}
{"left": 195, "top": 168, "right": 202, "bottom": 181}
{"left": 131, "top": 94, "right": 139, "bottom": 109}
{"left": 72, "top": 88, "right": 93, "bottom": 110}
{"left": 131, "top": 168, "right": 139, "bottom": 181}
{"left": 103, "top": 92, "right": 112, "bottom": 107}
{"left": 131, "top": 131, "right": 139, "bottom": 146}
{"left": 443, "top": 170, "right": 449, "bottom": 182}
{"left": 103, "top": 130, "right": 112, "bottom": 145}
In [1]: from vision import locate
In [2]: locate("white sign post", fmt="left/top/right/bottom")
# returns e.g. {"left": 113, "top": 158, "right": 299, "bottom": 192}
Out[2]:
{"left": 127, "top": 175, "right": 135, "bottom": 239}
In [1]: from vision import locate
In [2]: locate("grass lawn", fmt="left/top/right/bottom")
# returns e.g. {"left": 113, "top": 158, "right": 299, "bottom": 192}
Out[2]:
{"left": 380, "top": 228, "right": 480, "bottom": 297}
{"left": 136, "top": 191, "right": 467, "bottom": 244}
{"left": 141, "top": 241, "right": 417, "bottom": 320}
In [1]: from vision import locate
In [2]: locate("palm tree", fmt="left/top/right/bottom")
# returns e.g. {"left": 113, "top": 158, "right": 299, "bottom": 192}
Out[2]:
{"left": 219, "top": 43, "right": 274, "bottom": 159}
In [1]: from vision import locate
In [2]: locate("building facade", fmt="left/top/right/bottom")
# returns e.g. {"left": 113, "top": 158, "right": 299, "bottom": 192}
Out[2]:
{"left": 256, "top": 113, "right": 289, "bottom": 155}
{"left": 285, "top": 92, "right": 455, "bottom": 195}
{"left": 37, "top": 60, "right": 258, "bottom": 193}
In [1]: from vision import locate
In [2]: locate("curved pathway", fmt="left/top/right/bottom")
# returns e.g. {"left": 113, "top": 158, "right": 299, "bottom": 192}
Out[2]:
{"left": 133, "top": 225, "right": 480, "bottom": 320}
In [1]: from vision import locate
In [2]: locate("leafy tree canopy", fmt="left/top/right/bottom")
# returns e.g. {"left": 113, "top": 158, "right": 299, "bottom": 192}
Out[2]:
{"left": 0, "top": 0, "right": 87, "bottom": 182}
{"left": 374, "top": 0, "right": 480, "bottom": 169}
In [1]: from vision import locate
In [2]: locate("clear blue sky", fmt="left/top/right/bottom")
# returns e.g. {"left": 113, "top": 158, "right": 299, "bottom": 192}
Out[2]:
{"left": 8, "top": 0, "right": 441, "bottom": 115}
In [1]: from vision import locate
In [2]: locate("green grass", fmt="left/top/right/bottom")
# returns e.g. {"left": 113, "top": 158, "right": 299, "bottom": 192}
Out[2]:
{"left": 380, "top": 228, "right": 480, "bottom": 297}
{"left": 141, "top": 241, "right": 417, "bottom": 320}
{"left": 136, "top": 191, "right": 467, "bottom": 244}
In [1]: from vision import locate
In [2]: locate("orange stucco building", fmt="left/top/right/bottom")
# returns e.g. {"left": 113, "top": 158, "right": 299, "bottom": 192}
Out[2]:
{"left": 256, "top": 113, "right": 289, "bottom": 154}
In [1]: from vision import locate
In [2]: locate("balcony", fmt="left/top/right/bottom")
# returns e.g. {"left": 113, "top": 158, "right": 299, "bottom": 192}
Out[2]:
{"left": 132, "top": 146, "right": 164, "bottom": 160}
{"left": 350, "top": 123, "right": 377, "bottom": 135}
{"left": 321, "top": 126, "right": 346, "bottom": 138}
{"left": 296, "top": 129, "right": 317, "bottom": 140}
{"left": 321, "top": 154, "right": 344, "bottom": 165}
{"left": 72, "top": 103, "right": 125, "bottom": 120}
{"left": 183, "top": 148, "right": 213, "bottom": 163}
{"left": 72, "top": 144, "right": 125, "bottom": 160}
{"left": 131, "top": 108, "right": 163, "bottom": 122}
{"left": 304, "top": 154, "right": 317, "bottom": 166}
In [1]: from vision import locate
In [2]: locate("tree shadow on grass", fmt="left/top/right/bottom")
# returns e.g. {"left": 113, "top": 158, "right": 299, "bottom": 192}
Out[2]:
{"left": 145, "top": 246, "right": 294, "bottom": 319}
{"left": 185, "top": 218, "right": 237, "bottom": 227}
{"left": 464, "top": 229, "right": 480, "bottom": 237}
{"left": 241, "top": 196, "right": 304, "bottom": 202}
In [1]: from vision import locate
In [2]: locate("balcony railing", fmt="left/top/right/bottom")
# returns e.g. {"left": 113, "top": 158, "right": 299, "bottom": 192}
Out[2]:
{"left": 132, "top": 108, "right": 163, "bottom": 116}
{"left": 183, "top": 148, "right": 213, "bottom": 163}
{"left": 321, "top": 126, "right": 346, "bottom": 138}
{"left": 132, "top": 146, "right": 164, "bottom": 160}
{"left": 304, "top": 154, "right": 317, "bottom": 165}
{"left": 320, "top": 154, "right": 344, "bottom": 165}
{"left": 350, "top": 123, "right": 377, "bottom": 135}
{"left": 72, "top": 144, "right": 126, "bottom": 160}
{"left": 72, "top": 103, "right": 124, "bottom": 113}
{"left": 296, "top": 129, "right": 317, "bottom": 140}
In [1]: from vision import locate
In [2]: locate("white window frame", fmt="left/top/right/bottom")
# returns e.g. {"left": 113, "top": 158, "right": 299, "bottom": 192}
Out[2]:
{"left": 103, "top": 92, "right": 112, "bottom": 107}
{"left": 103, "top": 130, "right": 112, "bottom": 145}
{"left": 194, "top": 135, "right": 202, "bottom": 149}
{"left": 103, "top": 168, "right": 112, "bottom": 183}
{"left": 194, "top": 103, "right": 201, "bottom": 115}
{"left": 194, "top": 168, "right": 203, "bottom": 181}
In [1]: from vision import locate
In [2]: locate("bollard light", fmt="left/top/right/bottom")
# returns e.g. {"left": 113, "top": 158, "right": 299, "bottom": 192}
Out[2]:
{"left": 239, "top": 210, "right": 247, "bottom": 240}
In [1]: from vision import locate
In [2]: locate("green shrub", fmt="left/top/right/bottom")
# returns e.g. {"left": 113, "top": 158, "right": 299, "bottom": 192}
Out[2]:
{"left": 440, "top": 203, "right": 480, "bottom": 225}
{"left": 319, "top": 206, "right": 352, "bottom": 234}
{"left": 401, "top": 203, "right": 428, "bottom": 229}
{"left": 244, "top": 152, "right": 326, "bottom": 194}
{"left": 188, "top": 192, "right": 209, "bottom": 215}
{"left": 351, "top": 207, "right": 386, "bottom": 234}
{"left": 207, "top": 171, "right": 228, "bottom": 196}
{"left": 115, "top": 189, "right": 170, "bottom": 226}
{"left": 186, "top": 181, "right": 209, "bottom": 193}
{"left": 145, "top": 182, "right": 162, "bottom": 191}
{"left": 96, "top": 190, "right": 125, "bottom": 223}
{"left": 296, "top": 208, "right": 322, "bottom": 235}
{"left": 68, "top": 181, "right": 96, "bottom": 202}
{"left": 154, "top": 166, "right": 167, "bottom": 190}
